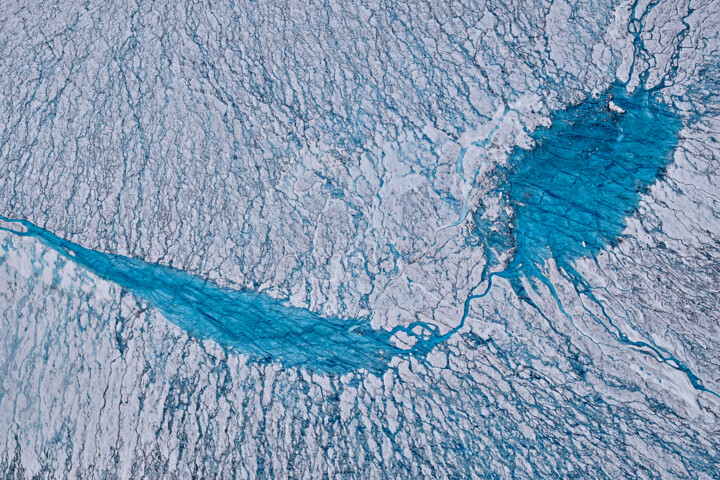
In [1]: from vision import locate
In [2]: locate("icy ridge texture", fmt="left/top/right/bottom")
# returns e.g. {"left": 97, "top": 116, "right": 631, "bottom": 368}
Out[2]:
{"left": 1, "top": 0, "right": 720, "bottom": 478}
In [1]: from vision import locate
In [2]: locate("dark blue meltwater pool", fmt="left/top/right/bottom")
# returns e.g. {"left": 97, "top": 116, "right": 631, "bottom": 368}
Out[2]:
{"left": 504, "top": 84, "right": 682, "bottom": 276}
{"left": 0, "top": 215, "right": 451, "bottom": 376}
{"left": 472, "top": 85, "right": 714, "bottom": 395}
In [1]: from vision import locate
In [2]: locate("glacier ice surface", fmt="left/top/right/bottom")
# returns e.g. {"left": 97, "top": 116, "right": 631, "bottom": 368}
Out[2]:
{"left": 1, "top": 0, "right": 720, "bottom": 478}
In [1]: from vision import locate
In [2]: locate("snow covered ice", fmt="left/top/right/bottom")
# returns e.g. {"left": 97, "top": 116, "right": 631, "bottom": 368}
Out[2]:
{"left": 1, "top": 0, "right": 720, "bottom": 478}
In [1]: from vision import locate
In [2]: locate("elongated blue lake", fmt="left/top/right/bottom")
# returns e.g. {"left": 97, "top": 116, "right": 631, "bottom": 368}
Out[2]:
{"left": 0, "top": 215, "right": 416, "bottom": 376}
{"left": 1, "top": 85, "right": 683, "bottom": 376}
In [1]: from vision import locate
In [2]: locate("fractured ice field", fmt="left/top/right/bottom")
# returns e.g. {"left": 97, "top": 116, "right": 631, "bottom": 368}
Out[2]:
{"left": 1, "top": 0, "right": 720, "bottom": 478}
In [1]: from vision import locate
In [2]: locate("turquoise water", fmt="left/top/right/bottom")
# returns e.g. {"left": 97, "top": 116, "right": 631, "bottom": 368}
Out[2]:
{"left": 471, "top": 85, "right": 716, "bottom": 395}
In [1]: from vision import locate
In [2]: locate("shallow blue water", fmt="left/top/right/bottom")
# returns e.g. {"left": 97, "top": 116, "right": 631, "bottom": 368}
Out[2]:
{"left": 471, "top": 85, "right": 717, "bottom": 395}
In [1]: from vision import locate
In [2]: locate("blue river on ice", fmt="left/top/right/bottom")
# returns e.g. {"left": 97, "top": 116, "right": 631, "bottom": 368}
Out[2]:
{"left": 1, "top": 85, "right": 685, "bottom": 377}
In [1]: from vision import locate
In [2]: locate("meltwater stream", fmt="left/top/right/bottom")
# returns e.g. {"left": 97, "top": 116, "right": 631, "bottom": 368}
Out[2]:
{"left": 0, "top": 85, "right": 698, "bottom": 384}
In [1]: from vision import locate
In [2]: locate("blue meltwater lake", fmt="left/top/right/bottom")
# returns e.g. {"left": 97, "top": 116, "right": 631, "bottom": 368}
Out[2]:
{"left": 475, "top": 84, "right": 713, "bottom": 395}
{"left": 0, "top": 85, "right": 684, "bottom": 377}
{"left": 503, "top": 84, "right": 682, "bottom": 277}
